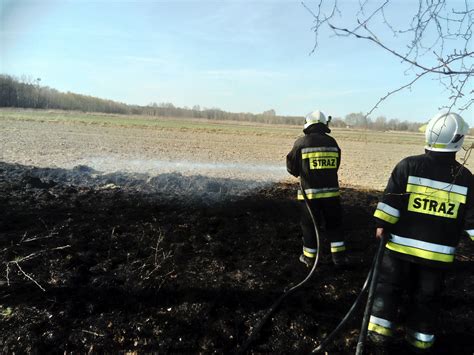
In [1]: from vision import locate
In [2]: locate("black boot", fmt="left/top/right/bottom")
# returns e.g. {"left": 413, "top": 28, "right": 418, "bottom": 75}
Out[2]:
{"left": 299, "top": 254, "right": 315, "bottom": 268}
{"left": 331, "top": 251, "right": 350, "bottom": 268}
{"left": 367, "top": 331, "right": 393, "bottom": 355}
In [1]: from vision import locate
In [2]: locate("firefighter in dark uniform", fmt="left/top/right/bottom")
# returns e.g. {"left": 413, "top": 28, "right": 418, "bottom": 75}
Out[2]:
{"left": 369, "top": 111, "right": 474, "bottom": 352}
{"left": 286, "top": 110, "right": 348, "bottom": 268}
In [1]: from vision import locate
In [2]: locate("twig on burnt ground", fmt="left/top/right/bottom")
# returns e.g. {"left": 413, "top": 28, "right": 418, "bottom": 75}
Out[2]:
{"left": 3, "top": 245, "right": 71, "bottom": 292}
{"left": 127, "top": 224, "right": 174, "bottom": 286}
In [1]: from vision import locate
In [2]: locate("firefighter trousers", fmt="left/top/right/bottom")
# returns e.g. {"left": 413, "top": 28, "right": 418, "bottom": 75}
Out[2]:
{"left": 300, "top": 197, "right": 344, "bottom": 258}
{"left": 368, "top": 251, "right": 445, "bottom": 351}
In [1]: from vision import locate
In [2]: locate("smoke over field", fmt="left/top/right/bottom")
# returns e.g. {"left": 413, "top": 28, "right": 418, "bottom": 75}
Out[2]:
{"left": 83, "top": 157, "right": 287, "bottom": 182}
{"left": 1, "top": 111, "right": 473, "bottom": 353}
{"left": 1, "top": 162, "right": 281, "bottom": 204}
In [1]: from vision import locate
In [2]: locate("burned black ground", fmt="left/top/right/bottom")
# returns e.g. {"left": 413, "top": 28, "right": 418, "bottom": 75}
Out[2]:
{"left": 0, "top": 162, "right": 473, "bottom": 354}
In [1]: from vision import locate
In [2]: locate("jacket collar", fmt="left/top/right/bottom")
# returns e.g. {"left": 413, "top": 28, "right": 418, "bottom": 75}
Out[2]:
{"left": 303, "top": 123, "right": 331, "bottom": 135}
{"left": 424, "top": 149, "right": 456, "bottom": 162}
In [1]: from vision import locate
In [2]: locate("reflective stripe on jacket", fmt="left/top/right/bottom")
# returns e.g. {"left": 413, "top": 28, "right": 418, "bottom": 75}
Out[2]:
{"left": 373, "top": 151, "right": 474, "bottom": 267}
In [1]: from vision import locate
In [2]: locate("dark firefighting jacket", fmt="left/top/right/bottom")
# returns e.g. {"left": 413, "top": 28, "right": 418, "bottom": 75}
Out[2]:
{"left": 286, "top": 123, "right": 341, "bottom": 200}
{"left": 374, "top": 151, "right": 474, "bottom": 267}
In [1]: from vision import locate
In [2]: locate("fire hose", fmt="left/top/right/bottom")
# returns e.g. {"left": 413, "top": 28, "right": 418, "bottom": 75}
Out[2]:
{"left": 355, "top": 232, "right": 388, "bottom": 354}
{"left": 237, "top": 182, "right": 321, "bottom": 354}
{"left": 311, "top": 232, "right": 388, "bottom": 354}
{"left": 238, "top": 181, "right": 388, "bottom": 354}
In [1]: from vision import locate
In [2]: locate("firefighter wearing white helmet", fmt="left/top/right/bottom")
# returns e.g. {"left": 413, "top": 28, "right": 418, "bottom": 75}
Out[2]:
{"left": 304, "top": 110, "right": 330, "bottom": 129}
{"left": 369, "top": 111, "right": 474, "bottom": 352}
{"left": 286, "top": 110, "right": 348, "bottom": 268}
{"left": 425, "top": 112, "right": 469, "bottom": 152}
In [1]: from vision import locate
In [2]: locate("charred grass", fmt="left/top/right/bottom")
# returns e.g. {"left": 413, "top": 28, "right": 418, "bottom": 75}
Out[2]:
{"left": 0, "top": 162, "right": 473, "bottom": 354}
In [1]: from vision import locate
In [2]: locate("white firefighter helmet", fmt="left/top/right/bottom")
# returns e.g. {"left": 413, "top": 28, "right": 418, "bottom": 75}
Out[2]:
{"left": 304, "top": 110, "right": 327, "bottom": 129}
{"left": 425, "top": 112, "right": 469, "bottom": 152}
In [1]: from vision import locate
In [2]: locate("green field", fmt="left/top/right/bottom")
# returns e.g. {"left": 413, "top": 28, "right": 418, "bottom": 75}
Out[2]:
{"left": 0, "top": 108, "right": 300, "bottom": 136}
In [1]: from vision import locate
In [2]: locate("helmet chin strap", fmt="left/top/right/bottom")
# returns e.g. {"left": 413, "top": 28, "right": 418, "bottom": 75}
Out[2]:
{"left": 452, "top": 134, "right": 464, "bottom": 144}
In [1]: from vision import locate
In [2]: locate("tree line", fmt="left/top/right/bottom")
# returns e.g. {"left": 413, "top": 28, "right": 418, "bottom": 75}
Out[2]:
{"left": 330, "top": 112, "right": 422, "bottom": 132}
{"left": 1, "top": 74, "right": 424, "bottom": 131}
{"left": 0, "top": 75, "right": 130, "bottom": 114}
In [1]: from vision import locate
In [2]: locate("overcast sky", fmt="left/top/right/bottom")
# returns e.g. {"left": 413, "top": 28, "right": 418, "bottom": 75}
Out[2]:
{"left": 1, "top": 0, "right": 472, "bottom": 123}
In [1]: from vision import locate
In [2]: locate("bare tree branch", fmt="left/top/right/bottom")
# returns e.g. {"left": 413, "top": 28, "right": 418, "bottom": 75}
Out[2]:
{"left": 366, "top": 71, "right": 428, "bottom": 117}
{"left": 328, "top": 23, "right": 473, "bottom": 75}
{"left": 304, "top": 0, "right": 473, "bottom": 116}
{"left": 302, "top": 0, "right": 339, "bottom": 54}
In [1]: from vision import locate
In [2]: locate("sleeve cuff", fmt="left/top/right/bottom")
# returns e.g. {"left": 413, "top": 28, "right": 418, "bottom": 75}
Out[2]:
{"left": 374, "top": 202, "right": 400, "bottom": 224}
{"left": 465, "top": 229, "right": 474, "bottom": 241}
